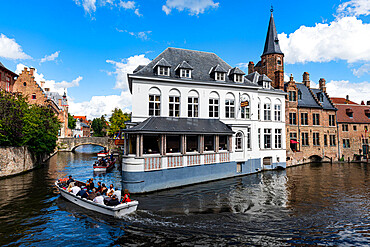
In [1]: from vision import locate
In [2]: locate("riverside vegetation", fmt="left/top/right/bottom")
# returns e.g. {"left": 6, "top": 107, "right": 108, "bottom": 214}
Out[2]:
{"left": 0, "top": 91, "right": 60, "bottom": 162}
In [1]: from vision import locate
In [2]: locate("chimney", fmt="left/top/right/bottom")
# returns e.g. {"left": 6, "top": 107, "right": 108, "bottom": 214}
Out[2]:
{"left": 248, "top": 61, "right": 254, "bottom": 74}
{"left": 319, "top": 78, "right": 326, "bottom": 93}
{"left": 40, "top": 81, "right": 45, "bottom": 88}
{"left": 58, "top": 98, "right": 62, "bottom": 106}
{"left": 289, "top": 74, "right": 294, "bottom": 82}
{"left": 274, "top": 70, "right": 284, "bottom": 90}
{"left": 361, "top": 101, "right": 365, "bottom": 105}
{"left": 367, "top": 100, "right": 370, "bottom": 105}
{"left": 346, "top": 95, "right": 349, "bottom": 102}
{"left": 30, "top": 68, "right": 35, "bottom": 76}
{"left": 303, "top": 72, "right": 310, "bottom": 88}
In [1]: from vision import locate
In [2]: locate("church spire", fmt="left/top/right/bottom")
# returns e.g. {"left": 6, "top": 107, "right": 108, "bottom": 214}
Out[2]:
{"left": 262, "top": 10, "right": 283, "bottom": 56}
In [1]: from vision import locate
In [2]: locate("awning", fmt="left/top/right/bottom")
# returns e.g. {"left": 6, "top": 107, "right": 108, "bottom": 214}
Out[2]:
{"left": 290, "top": 140, "right": 299, "bottom": 144}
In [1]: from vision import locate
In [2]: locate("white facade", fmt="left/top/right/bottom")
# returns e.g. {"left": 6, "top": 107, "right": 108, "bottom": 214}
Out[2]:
{"left": 129, "top": 75, "right": 286, "bottom": 165}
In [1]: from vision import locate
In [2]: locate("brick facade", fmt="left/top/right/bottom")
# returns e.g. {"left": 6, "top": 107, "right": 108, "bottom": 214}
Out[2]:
{"left": 0, "top": 63, "right": 18, "bottom": 92}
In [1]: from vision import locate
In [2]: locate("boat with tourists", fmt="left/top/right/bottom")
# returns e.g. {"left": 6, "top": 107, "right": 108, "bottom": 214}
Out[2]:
{"left": 55, "top": 179, "right": 138, "bottom": 218}
{"left": 93, "top": 158, "right": 116, "bottom": 172}
{"left": 97, "top": 150, "right": 109, "bottom": 157}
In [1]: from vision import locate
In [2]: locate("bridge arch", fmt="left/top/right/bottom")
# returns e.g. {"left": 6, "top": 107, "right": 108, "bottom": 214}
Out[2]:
{"left": 71, "top": 143, "right": 107, "bottom": 152}
{"left": 308, "top": 155, "right": 322, "bottom": 162}
{"left": 57, "top": 137, "right": 114, "bottom": 152}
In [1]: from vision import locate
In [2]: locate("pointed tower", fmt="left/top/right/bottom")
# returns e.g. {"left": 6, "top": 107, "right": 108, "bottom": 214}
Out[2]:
{"left": 260, "top": 9, "right": 284, "bottom": 90}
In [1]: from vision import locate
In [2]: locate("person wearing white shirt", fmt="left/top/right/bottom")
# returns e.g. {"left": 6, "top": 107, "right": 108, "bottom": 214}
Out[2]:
{"left": 71, "top": 186, "right": 81, "bottom": 195}
{"left": 93, "top": 192, "right": 105, "bottom": 205}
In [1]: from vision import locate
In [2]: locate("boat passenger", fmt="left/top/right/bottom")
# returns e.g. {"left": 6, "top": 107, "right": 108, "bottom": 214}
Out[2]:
{"left": 107, "top": 194, "right": 120, "bottom": 206}
{"left": 67, "top": 175, "right": 74, "bottom": 185}
{"left": 71, "top": 185, "right": 81, "bottom": 195}
{"left": 122, "top": 189, "right": 131, "bottom": 203}
{"left": 88, "top": 188, "right": 97, "bottom": 200}
{"left": 93, "top": 192, "right": 105, "bottom": 205}
{"left": 89, "top": 178, "right": 95, "bottom": 191}
{"left": 101, "top": 183, "right": 108, "bottom": 195}
{"left": 96, "top": 182, "right": 102, "bottom": 192}
{"left": 76, "top": 187, "right": 89, "bottom": 199}
{"left": 113, "top": 188, "right": 121, "bottom": 201}
{"left": 107, "top": 184, "right": 115, "bottom": 196}
{"left": 66, "top": 182, "right": 74, "bottom": 192}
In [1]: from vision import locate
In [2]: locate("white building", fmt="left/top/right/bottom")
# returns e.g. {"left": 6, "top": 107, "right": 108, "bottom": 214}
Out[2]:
{"left": 122, "top": 47, "right": 286, "bottom": 193}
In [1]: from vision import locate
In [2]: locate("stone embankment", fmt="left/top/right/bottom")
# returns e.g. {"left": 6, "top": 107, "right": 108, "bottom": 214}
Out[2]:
{"left": 0, "top": 146, "right": 36, "bottom": 178}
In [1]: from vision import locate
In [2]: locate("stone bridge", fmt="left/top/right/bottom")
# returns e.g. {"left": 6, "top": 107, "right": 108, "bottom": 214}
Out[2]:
{"left": 57, "top": 137, "right": 117, "bottom": 152}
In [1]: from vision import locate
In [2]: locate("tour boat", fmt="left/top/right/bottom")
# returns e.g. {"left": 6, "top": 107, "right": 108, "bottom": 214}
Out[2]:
{"left": 93, "top": 158, "right": 115, "bottom": 172}
{"left": 97, "top": 151, "right": 109, "bottom": 157}
{"left": 55, "top": 180, "right": 138, "bottom": 218}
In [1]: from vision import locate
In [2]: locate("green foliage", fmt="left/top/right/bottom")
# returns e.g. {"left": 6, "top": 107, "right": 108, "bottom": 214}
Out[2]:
{"left": 68, "top": 113, "right": 77, "bottom": 129}
{"left": 0, "top": 91, "right": 60, "bottom": 158}
{"left": 91, "top": 117, "right": 106, "bottom": 137}
{"left": 108, "top": 108, "right": 131, "bottom": 137}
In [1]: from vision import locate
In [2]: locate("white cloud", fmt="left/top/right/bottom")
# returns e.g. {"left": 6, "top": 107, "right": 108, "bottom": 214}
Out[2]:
{"left": 326, "top": 80, "right": 370, "bottom": 102}
{"left": 337, "top": 0, "right": 370, "bottom": 17}
{"left": 16, "top": 63, "right": 82, "bottom": 95}
{"left": 352, "top": 63, "right": 370, "bottom": 77}
{"left": 134, "top": 8, "right": 142, "bottom": 17}
{"left": 279, "top": 16, "right": 370, "bottom": 64}
{"left": 74, "top": 0, "right": 97, "bottom": 14}
{"left": 68, "top": 91, "right": 132, "bottom": 119}
{"left": 119, "top": 0, "right": 135, "bottom": 9}
{"left": 162, "top": 0, "right": 219, "bottom": 15}
{"left": 0, "top": 34, "right": 31, "bottom": 60}
{"left": 40, "top": 51, "right": 60, "bottom": 64}
{"left": 106, "top": 54, "right": 150, "bottom": 90}
{"left": 117, "top": 29, "right": 152, "bottom": 40}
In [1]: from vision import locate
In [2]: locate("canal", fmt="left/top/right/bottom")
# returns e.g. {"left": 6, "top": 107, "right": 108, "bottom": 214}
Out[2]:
{"left": 0, "top": 145, "right": 369, "bottom": 246}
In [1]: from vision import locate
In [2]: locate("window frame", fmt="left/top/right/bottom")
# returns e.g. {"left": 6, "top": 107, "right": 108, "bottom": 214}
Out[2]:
{"left": 264, "top": 103, "right": 271, "bottom": 121}
{"left": 188, "top": 96, "right": 199, "bottom": 117}
{"left": 209, "top": 97, "right": 219, "bottom": 118}
{"left": 169, "top": 95, "right": 180, "bottom": 117}
{"left": 149, "top": 94, "right": 161, "bottom": 116}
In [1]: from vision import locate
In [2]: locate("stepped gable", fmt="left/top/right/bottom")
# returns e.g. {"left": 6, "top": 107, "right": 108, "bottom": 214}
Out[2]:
{"left": 310, "top": 88, "right": 336, "bottom": 110}
{"left": 295, "top": 83, "right": 322, "bottom": 108}
{"left": 132, "top": 47, "right": 256, "bottom": 86}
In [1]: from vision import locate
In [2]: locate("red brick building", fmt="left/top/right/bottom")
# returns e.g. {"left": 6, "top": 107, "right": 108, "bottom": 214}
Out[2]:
{"left": 331, "top": 97, "right": 370, "bottom": 161}
{"left": 248, "top": 11, "right": 339, "bottom": 166}
{"left": 0, "top": 62, "right": 18, "bottom": 92}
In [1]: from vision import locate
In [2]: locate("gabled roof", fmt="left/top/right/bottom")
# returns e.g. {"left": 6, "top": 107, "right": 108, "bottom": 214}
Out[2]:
{"left": 229, "top": 67, "right": 245, "bottom": 75}
{"left": 0, "top": 61, "right": 18, "bottom": 77}
{"left": 291, "top": 83, "right": 336, "bottom": 110}
{"left": 124, "top": 117, "right": 234, "bottom": 135}
{"left": 130, "top": 47, "right": 257, "bottom": 87}
{"left": 175, "top": 60, "right": 194, "bottom": 70}
{"left": 310, "top": 88, "right": 336, "bottom": 110}
{"left": 331, "top": 97, "right": 358, "bottom": 105}
{"left": 334, "top": 103, "right": 370, "bottom": 123}
{"left": 153, "top": 57, "right": 171, "bottom": 68}
{"left": 245, "top": 71, "right": 260, "bottom": 84}
{"left": 133, "top": 65, "right": 145, "bottom": 73}
{"left": 210, "top": 64, "right": 227, "bottom": 73}
{"left": 262, "top": 13, "right": 283, "bottom": 56}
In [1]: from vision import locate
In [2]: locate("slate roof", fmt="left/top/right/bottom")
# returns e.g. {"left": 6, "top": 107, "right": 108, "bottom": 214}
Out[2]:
{"left": 210, "top": 64, "right": 228, "bottom": 73}
{"left": 130, "top": 47, "right": 257, "bottom": 87}
{"left": 293, "top": 83, "right": 336, "bottom": 110}
{"left": 230, "top": 67, "right": 245, "bottom": 75}
{"left": 133, "top": 65, "right": 145, "bottom": 73}
{"left": 124, "top": 117, "right": 234, "bottom": 135}
{"left": 153, "top": 57, "right": 171, "bottom": 68}
{"left": 175, "top": 60, "right": 194, "bottom": 70}
{"left": 334, "top": 103, "right": 370, "bottom": 123}
{"left": 45, "top": 91, "right": 68, "bottom": 109}
{"left": 262, "top": 13, "right": 283, "bottom": 56}
{"left": 0, "top": 61, "right": 18, "bottom": 76}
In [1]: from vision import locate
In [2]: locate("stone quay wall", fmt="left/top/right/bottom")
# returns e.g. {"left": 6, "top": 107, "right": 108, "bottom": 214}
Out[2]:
{"left": 0, "top": 146, "right": 37, "bottom": 178}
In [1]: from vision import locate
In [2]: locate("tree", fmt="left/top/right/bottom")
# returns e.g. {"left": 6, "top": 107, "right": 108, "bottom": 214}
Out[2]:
{"left": 68, "top": 113, "right": 76, "bottom": 129}
{"left": 91, "top": 117, "right": 105, "bottom": 137}
{"left": 108, "top": 108, "right": 131, "bottom": 137}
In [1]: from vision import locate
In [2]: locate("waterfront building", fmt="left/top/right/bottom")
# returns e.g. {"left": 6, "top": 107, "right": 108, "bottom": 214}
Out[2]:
{"left": 122, "top": 45, "right": 287, "bottom": 192}
{"left": 248, "top": 13, "right": 338, "bottom": 166}
{"left": 12, "top": 67, "right": 71, "bottom": 137}
{"left": 0, "top": 62, "right": 18, "bottom": 92}
{"left": 331, "top": 97, "right": 370, "bottom": 161}
{"left": 72, "top": 116, "right": 91, "bottom": 137}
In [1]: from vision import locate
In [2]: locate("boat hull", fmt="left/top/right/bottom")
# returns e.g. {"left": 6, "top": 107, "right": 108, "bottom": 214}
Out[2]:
{"left": 55, "top": 182, "right": 138, "bottom": 218}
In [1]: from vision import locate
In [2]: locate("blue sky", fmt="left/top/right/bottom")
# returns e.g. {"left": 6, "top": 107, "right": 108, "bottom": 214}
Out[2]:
{"left": 0, "top": 0, "right": 369, "bottom": 119}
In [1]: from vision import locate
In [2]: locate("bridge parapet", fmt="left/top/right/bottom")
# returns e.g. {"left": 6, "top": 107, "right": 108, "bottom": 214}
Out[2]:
{"left": 57, "top": 137, "right": 115, "bottom": 152}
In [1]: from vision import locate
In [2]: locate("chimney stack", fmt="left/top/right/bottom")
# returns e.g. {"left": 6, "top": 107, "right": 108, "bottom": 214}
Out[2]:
{"left": 319, "top": 78, "right": 326, "bottom": 93}
{"left": 30, "top": 68, "right": 35, "bottom": 76}
{"left": 367, "top": 100, "right": 370, "bottom": 105}
{"left": 346, "top": 95, "right": 349, "bottom": 101}
{"left": 303, "top": 72, "right": 310, "bottom": 88}
{"left": 361, "top": 101, "right": 365, "bottom": 105}
{"left": 40, "top": 81, "right": 45, "bottom": 88}
{"left": 248, "top": 61, "right": 254, "bottom": 74}
{"left": 274, "top": 70, "right": 284, "bottom": 90}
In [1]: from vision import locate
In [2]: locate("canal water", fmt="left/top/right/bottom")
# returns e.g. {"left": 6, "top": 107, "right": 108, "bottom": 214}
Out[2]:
{"left": 0, "top": 145, "right": 369, "bottom": 246}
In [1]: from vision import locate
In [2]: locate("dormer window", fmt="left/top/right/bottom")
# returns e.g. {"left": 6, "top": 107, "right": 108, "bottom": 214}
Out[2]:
{"left": 180, "top": 69, "right": 191, "bottom": 78}
{"left": 346, "top": 108, "right": 353, "bottom": 118}
{"left": 289, "top": 91, "right": 296, "bottom": 101}
{"left": 317, "top": 93, "right": 324, "bottom": 102}
{"left": 215, "top": 72, "right": 225, "bottom": 81}
{"left": 158, "top": 66, "right": 169, "bottom": 76}
{"left": 263, "top": 81, "right": 271, "bottom": 89}
{"left": 298, "top": 90, "right": 302, "bottom": 100}
{"left": 234, "top": 74, "right": 243, "bottom": 83}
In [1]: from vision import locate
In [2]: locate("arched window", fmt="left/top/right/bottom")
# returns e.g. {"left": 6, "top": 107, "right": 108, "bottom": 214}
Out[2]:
{"left": 264, "top": 98, "right": 272, "bottom": 121}
{"left": 240, "top": 94, "right": 250, "bottom": 119}
{"left": 274, "top": 99, "right": 282, "bottom": 121}
{"left": 169, "top": 89, "right": 180, "bottom": 117}
{"left": 149, "top": 87, "right": 161, "bottom": 116}
{"left": 209, "top": 92, "right": 219, "bottom": 118}
{"left": 188, "top": 90, "right": 199, "bottom": 117}
{"left": 235, "top": 131, "right": 243, "bottom": 150}
{"left": 225, "top": 93, "right": 235, "bottom": 118}
{"left": 32, "top": 93, "right": 36, "bottom": 100}
{"left": 277, "top": 57, "right": 282, "bottom": 65}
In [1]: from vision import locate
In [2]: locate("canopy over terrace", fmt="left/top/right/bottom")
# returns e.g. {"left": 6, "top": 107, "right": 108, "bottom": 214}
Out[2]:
{"left": 123, "top": 117, "right": 234, "bottom": 157}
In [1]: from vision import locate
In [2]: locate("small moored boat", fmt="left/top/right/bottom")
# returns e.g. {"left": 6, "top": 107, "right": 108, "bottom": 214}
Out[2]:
{"left": 97, "top": 151, "right": 109, "bottom": 157}
{"left": 55, "top": 180, "right": 138, "bottom": 218}
{"left": 93, "top": 158, "right": 115, "bottom": 172}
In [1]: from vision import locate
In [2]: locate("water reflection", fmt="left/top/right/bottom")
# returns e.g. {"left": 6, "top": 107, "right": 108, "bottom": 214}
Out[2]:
{"left": 0, "top": 146, "right": 369, "bottom": 246}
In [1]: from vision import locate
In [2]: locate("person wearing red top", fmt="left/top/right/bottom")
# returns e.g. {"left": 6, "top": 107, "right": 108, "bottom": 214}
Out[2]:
{"left": 122, "top": 189, "right": 131, "bottom": 203}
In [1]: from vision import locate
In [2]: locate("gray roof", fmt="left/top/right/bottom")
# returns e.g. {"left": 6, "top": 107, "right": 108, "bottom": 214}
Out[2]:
{"left": 133, "top": 65, "right": 145, "bottom": 73}
{"left": 262, "top": 13, "right": 283, "bottom": 56}
{"left": 45, "top": 91, "right": 68, "bottom": 109}
{"left": 230, "top": 67, "right": 245, "bottom": 75}
{"left": 210, "top": 64, "right": 228, "bottom": 73}
{"left": 311, "top": 88, "right": 336, "bottom": 110}
{"left": 175, "top": 60, "right": 194, "bottom": 70}
{"left": 131, "top": 47, "right": 256, "bottom": 86}
{"left": 124, "top": 117, "right": 234, "bottom": 135}
{"left": 153, "top": 57, "right": 171, "bottom": 68}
